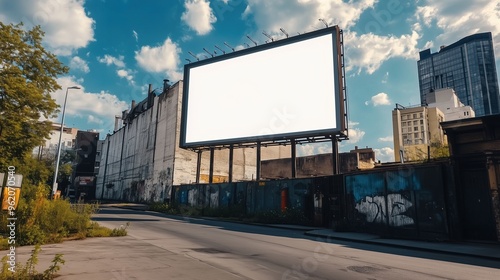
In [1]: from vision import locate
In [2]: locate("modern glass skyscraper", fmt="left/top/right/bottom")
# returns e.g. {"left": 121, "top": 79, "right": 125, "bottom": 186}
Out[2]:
{"left": 417, "top": 32, "right": 500, "bottom": 116}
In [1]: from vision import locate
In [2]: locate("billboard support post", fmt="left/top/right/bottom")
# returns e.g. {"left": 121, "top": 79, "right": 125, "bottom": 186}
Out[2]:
{"left": 209, "top": 147, "right": 215, "bottom": 184}
{"left": 291, "top": 139, "right": 297, "bottom": 178}
{"left": 256, "top": 142, "right": 261, "bottom": 181}
{"left": 332, "top": 137, "right": 339, "bottom": 175}
{"left": 228, "top": 145, "right": 234, "bottom": 183}
{"left": 196, "top": 150, "right": 202, "bottom": 184}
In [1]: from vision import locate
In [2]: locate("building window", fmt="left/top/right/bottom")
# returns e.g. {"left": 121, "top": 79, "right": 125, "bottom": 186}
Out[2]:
{"left": 402, "top": 122, "right": 406, "bottom": 127}
{"left": 402, "top": 128, "right": 407, "bottom": 133}
{"left": 414, "top": 126, "right": 419, "bottom": 131}
{"left": 420, "top": 120, "right": 423, "bottom": 124}
{"left": 420, "top": 112, "right": 423, "bottom": 118}
{"left": 414, "top": 132, "right": 419, "bottom": 138}
{"left": 413, "top": 113, "right": 417, "bottom": 119}
{"left": 413, "top": 120, "right": 418, "bottom": 125}
{"left": 402, "top": 115, "right": 407, "bottom": 120}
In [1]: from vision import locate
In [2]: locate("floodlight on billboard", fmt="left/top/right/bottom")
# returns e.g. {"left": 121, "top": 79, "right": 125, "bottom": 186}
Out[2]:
{"left": 181, "top": 26, "right": 346, "bottom": 149}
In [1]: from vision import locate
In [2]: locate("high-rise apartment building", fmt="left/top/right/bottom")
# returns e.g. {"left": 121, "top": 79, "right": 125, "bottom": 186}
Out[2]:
{"left": 418, "top": 32, "right": 500, "bottom": 116}
{"left": 392, "top": 105, "right": 446, "bottom": 162}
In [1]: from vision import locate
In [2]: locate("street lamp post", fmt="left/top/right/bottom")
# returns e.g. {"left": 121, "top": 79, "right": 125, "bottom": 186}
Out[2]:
{"left": 52, "top": 86, "right": 80, "bottom": 198}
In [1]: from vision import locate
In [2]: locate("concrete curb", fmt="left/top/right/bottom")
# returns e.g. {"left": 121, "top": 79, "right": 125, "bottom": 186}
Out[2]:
{"left": 304, "top": 231, "right": 500, "bottom": 262}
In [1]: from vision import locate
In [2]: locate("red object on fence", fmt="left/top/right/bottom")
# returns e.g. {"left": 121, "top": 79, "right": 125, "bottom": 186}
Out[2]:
{"left": 281, "top": 188, "right": 288, "bottom": 212}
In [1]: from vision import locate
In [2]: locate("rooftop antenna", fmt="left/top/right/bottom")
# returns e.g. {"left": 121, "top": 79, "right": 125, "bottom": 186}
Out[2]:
{"left": 215, "top": 45, "right": 226, "bottom": 54}
{"left": 244, "top": 43, "right": 250, "bottom": 48}
{"left": 246, "top": 35, "right": 258, "bottom": 46}
{"left": 262, "top": 31, "right": 274, "bottom": 42}
{"left": 203, "top": 48, "right": 214, "bottom": 57}
{"left": 279, "top": 28, "right": 289, "bottom": 38}
{"left": 224, "top": 42, "right": 235, "bottom": 52}
{"left": 319, "top": 18, "right": 328, "bottom": 28}
{"left": 188, "top": 51, "right": 199, "bottom": 61}
{"left": 185, "top": 58, "right": 192, "bottom": 63}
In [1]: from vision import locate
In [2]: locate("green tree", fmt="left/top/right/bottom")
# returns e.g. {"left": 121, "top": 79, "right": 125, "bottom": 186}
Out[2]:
{"left": 0, "top": 22, "right": 69, "bottom": 170}
{"left": 429, "top": 140, "right": 450, "bottom": 159}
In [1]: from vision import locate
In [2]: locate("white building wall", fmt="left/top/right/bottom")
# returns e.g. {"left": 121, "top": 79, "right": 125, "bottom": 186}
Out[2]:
{"left": 427, "top": 88, "right": 475, "bottom": 121}
{"left": 33, "top": 124, "right": 78, "bottom": 158}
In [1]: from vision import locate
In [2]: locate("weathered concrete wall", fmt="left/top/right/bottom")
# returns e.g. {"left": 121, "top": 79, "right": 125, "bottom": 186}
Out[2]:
{"left": 96, "top": 97, "right": 157, "bottom": 202}
{"left": 261, "top": 151, "right": 372, "bottom": 179}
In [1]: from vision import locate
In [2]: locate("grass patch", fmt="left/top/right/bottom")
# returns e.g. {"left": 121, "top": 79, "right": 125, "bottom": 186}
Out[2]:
{"left": 86, "top": 222, "right": 129, "bottom": 238}
{"left": 0, "top": 184, "right": 127, "bottom": 250}
{"left": 0, "top": 244, "right": 65, "bottom": 280}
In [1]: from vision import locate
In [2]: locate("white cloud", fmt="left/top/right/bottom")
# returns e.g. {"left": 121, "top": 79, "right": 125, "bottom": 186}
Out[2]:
{"left": 415, "top": 0, "right": 500, "bottom": 59}
{"left": 70, "top": 56, "right": 89, "bottom": 73}
{"left": 52, "top": 77, "right": 129, "bottom": 132}
{"left": 97, "top": 55, "right": 135, "bottom": 85}
{"left": 297, "top": 142, "right": 332, "bottom": 156}
{"left": 373, "top": 147, "right": 395, "bottom": 163}
{"left": 132, "top": 30, "right": 139, "bottom": 42}
{"left": 98, "top": 55, "right": 126, "bottom": 68}
{"left": 378, "top": 136, "right": 393, "bottom": 142}
{"left": 135, "top": 38, "right": 183, "bottom": 81}
{"left": 181, "top": 0, "right": 217, "bottom": 35}
{"left": 0, "top": 0, "right": 95, "bottom": 55}
{"left": 344, "top": 30, "right": 421, "bottom": 74}
{"left": 117, "top": 69, "right": 134, "bottom": 85}
{"left": 345, "top": 121, "right": 365, "bottom": 144}
{"left": 87, "top": 115, "right": 104, "bottom": 125}
{"left": 243, "top": 0, "right": 376, "bottom": 37}
{"left": 368, "top": 92, "right": 391, "bottom": 106}
{"left": 346, "top": 128, "right": 365, "bottom": 144}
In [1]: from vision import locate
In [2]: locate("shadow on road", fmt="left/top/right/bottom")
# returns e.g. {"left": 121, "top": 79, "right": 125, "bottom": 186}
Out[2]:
{"left": 94, "top": 206, "right": 500, "bottom": 270}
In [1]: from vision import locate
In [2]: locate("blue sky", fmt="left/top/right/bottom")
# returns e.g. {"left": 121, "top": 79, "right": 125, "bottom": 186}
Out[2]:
{"left": 1, "top": 0, "right": 499, "bottom": 162}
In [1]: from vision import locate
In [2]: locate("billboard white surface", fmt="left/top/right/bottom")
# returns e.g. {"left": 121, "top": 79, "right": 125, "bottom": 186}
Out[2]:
{"left": 181, "top": 27, "right": 343, "bottom": 148}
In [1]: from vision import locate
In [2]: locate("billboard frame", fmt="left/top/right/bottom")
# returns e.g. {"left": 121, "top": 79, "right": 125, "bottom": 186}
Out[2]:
{"left": 180, "top": 26, "right": 348, "bottom": 151}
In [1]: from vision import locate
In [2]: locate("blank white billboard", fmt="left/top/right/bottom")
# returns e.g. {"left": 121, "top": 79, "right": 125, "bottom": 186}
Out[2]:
{"left": 181, "top": 27, "right": 343, "bottom": 148}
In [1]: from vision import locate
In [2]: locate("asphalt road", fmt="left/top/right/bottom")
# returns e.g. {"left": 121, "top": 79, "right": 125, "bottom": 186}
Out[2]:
{"left": 88, "top": 207, "right": 500, "bottom": 280}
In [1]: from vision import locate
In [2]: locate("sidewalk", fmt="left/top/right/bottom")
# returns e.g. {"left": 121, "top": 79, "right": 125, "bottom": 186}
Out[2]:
{"left": 107, "top": 203, "right": 500, "bottom": 261}
{"left": 304, "top": 229, "right": 500, "bottom": 262}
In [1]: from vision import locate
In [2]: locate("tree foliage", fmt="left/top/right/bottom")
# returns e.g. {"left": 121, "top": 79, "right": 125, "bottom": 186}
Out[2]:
{"left": 405, "top": 139, "right": 450, "bottom": 162}
{"left": 0, "top": 22, "right": 69, "bottom": 169}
